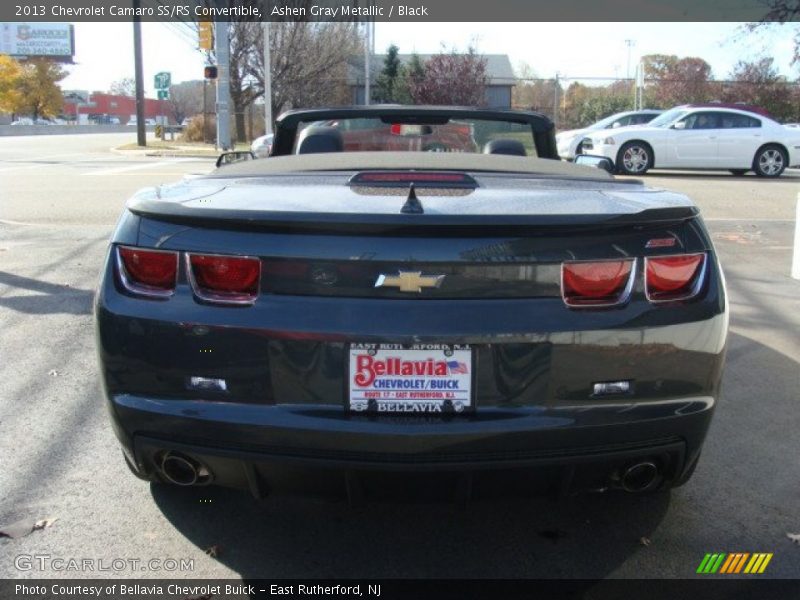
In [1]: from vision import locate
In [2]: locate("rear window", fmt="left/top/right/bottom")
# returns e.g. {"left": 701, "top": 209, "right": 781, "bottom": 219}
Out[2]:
{"left": 292, "top": 117, "right": 538, "bottom": 157}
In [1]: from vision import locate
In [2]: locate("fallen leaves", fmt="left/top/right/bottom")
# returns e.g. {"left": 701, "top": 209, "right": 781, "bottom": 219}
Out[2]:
{"left": 204, "top": 545, "right": 220, "bottom": 558}
{"left": 639, "top": 536, "right": 652, "bottom": 546}
{"left": 48, "top": 369, "right": 58, "bottom": 377}
{"left": 0, "top": 516, "right": 57, "bottom": 539}
{"left": 787, "top": 533, "right": 800, "bottom": 545}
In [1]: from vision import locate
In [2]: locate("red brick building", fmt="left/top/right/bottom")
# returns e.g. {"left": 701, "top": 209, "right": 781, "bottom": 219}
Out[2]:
{"left": 63, "top": 93, "right": 171, "bottom": 124}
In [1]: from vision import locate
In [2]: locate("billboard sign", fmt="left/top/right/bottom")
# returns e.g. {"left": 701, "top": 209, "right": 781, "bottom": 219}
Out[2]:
{"left": 0, "top": 23, "right": 74, "bottom": 60}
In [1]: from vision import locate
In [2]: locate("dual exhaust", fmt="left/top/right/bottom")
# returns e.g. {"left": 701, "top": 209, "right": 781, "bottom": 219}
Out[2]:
{"left": 154, "top": 452, "right": 661, "bottom": 493}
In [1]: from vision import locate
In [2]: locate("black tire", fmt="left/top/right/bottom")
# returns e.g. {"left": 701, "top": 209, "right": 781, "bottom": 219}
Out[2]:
{"left": 616, "top": 141, "right": 653, "bottom": 175}
{"left": 729, "top": 169, "right": 748, "bottom": 176}
{"left": 752, "top": 144, "right": 787, "bottom": 178}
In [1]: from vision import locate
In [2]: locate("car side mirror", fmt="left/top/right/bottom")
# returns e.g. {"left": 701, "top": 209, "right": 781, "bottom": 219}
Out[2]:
{"left": 672, "top": 121, "right": 687, "bottom": 130}
{"left": 574, "top": 154, "right": 614, "bottom": 173}
{"left": 216, "top": 151, "right": 255, "bottom": 168}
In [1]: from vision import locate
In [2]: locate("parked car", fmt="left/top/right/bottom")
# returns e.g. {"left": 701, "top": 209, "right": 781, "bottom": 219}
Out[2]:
{"left": 580, "top": 105, "right": 800, "bottom": 177}
{"left": 557, "top": 110, "right": 663, "bottom": 160}
{"left": 250, "top": 133, "right": 274, "bottom": 158}
{"left": 96, "top": 106, "right": 728, "bottom": 499}
{"left": 10, "top": 118, "right": 34, "bottom": 126}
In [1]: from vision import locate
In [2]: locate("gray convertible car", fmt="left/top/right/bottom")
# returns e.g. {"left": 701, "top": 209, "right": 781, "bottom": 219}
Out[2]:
{"left": 95, "top": 106, "right": 728, "bottom": 500}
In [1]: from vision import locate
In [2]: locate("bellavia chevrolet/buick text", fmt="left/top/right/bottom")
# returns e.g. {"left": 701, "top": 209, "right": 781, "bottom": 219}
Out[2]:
{"left": 95, "top": 106, "right": 728, "bottom": 500}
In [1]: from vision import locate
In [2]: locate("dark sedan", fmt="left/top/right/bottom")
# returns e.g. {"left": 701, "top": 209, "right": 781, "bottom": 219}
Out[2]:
{"left": 95, "top": 107, "right": 728, "bottom": 500}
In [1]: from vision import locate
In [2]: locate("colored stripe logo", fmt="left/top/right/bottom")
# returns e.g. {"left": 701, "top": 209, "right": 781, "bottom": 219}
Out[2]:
{"left": 697, "top": 553, "right": 773, "bottom": 574}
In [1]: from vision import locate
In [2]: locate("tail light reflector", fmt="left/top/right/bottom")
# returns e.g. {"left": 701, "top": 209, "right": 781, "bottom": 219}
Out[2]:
{"left": 187, "top": 253, "right": 260, "bottom": 305}
{"left": 562, "top": 259, "right": 635, "bottom": 307}
{"left": 116, "top": 246, "right": 178, "bottom": 298}
{"left": 645, "top": 253, "right": 706, "bottom": 303}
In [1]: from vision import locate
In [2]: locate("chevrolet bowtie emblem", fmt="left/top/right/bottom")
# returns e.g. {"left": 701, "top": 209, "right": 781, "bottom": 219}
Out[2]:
{"left": 374, "top": 271, "right": 445, "bottom": 293}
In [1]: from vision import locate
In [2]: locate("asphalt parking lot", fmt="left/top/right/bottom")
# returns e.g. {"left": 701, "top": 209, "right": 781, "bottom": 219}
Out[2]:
{"left": 0, "top": 133, "right": 798, "bottom": 580}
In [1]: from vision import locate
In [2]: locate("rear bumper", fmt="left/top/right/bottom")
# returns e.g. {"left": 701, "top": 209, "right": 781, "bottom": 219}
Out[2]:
{"left": 114, "top": 393, "right": 714, "bottom": 496}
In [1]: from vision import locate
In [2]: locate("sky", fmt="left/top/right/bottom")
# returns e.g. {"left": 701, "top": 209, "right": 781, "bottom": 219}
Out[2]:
{"left": 60, "top": 21, "right": 794, "bottom": 97}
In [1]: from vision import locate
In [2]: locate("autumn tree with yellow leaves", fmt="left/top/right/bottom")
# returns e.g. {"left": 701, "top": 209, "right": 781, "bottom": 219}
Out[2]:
{"left": 0, "top": 55, "right": 22, "bottom": 113}
{"left": 13, "top": 58, "right": 68, "bottom": 120}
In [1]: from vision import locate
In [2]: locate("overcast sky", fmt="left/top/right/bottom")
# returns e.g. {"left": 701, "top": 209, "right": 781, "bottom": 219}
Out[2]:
{"left": 60, "top": 21, "right": 794, "bottom": 97}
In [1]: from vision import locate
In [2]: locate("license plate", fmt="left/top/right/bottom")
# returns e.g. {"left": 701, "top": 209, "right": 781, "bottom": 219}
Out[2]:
{"left": 348, "top": 344, "right": 472, "bottom": 413}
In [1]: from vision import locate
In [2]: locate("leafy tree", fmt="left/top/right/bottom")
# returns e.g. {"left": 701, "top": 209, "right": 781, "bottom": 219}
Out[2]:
{"left": 109, "top": 77, "right": 136, "bottom": 97}
{"left": 408, "top": 47, "right": 488, "bottom": 106}
{"left": 724, "top": 57, "right": 795, "bottom": 120}
{"left": 395, "top": 53, "right": 425, "bottom": 104}
{"left": 13, "top": 58, "right": 67, "bottom": 120}
{"left": 0, "top": 55, "right": 22, "bottom": 113}
{"left": 373, "top": 44, "right": 401, "bottom": 103}
{"left": 642, "top": 54, "right": 713, "bottom": 107}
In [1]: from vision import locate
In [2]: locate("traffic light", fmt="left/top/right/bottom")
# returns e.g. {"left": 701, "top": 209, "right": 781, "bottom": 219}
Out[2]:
{"left": 204, "top": 65, "right": 218, "bottom": 80}
{"left": 198, "top": 21, "right": 213, "bottom": 51}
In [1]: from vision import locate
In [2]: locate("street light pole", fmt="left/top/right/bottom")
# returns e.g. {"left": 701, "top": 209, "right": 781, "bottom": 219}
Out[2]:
{"left": 263, "top": 21, "right": 272, "bottom": 135}
{"left": 625, "top": 39, "right": 635, "bottom": 80}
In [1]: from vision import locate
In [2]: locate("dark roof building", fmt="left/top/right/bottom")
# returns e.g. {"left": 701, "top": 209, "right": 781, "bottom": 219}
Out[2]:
{"left": 348, "top": 53, "right": 516, "bottom": 109}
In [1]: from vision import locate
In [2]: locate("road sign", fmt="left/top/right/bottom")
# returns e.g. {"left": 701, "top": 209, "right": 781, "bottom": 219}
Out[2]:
{"left": 154, "top": 72, "right": 171, "bottom": 90}
{"left": 157, "top": 90, "right": 169, "bottom": 100}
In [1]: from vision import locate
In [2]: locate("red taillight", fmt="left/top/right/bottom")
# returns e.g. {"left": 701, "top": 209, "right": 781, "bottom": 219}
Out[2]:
{"left": 187, "top": 253, "right": 260, "bottom": 304}
{"left": 562, "top": 259, "right": 635, "bottom": 307}
{"left": 117, "top": 246, "right": 177, "bottom": 297}
{"left": 645, "top": 253, "right": 706, "bottom": 302}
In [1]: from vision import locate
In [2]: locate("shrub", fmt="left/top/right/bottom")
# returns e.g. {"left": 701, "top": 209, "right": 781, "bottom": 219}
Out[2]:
{"left": 180, "top": 115, "right": 215, "bottom": 143}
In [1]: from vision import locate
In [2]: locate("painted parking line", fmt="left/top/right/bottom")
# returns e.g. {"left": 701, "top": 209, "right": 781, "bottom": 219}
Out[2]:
{"left": 82, "top": 158, "right": 196, "bottom": 176}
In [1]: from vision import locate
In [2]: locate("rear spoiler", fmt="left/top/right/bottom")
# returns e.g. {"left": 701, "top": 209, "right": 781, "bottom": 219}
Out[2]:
{"left": 128, "top": 200, "right": 699, "bottom": 236}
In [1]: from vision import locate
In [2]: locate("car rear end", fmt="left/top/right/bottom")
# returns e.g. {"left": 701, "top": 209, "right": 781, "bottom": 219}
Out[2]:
{"left": 95, "top": 166, "right": 727, "bottom": 499}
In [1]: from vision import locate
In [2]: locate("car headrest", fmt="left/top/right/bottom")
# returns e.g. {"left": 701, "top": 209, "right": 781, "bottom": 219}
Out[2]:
{"left": 482, "top": 139, "right": 527, "bottom": 156}
{"left": 296, "top": 127, "right": 344, "bottom": 154}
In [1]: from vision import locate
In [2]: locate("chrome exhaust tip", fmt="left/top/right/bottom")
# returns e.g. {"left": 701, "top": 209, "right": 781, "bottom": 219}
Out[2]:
{"left": 620, "top": 461, "right": 660, "bottom": 493}
{"left": 159, "top": 452, "right": 211, "bottom": 486}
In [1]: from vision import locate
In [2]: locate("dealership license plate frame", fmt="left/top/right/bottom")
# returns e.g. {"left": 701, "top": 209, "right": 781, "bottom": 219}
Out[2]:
{"left": 347, "top": 343, "right": 474, "bottom": 414}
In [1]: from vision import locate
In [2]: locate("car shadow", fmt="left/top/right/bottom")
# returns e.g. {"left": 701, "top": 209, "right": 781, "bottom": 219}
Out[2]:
{"left": 623, "top": 170, "right": 799, "bottom": 182}
{"left": 147, "top": 329, "right": 798, "bottom": 580}
{"left": 152, "top": 484, "right": 670, "bottom": 580}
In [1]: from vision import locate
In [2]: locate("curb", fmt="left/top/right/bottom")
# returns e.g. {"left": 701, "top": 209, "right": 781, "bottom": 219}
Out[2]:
{"left": 111, "top": 146, "right": 218, "bottom": 159}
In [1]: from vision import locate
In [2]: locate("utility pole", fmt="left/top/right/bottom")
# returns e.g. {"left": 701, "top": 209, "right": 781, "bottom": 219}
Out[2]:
{"left": 215, "top": 21, "right": 231, "bottom": 151}
{"left": 553, "top": 73, "right": 559, "bottom": 128}
{"left": 263, "top": 21, "right": 272, "bottom": 134}
{"left": 132, "top": 0, "right": 146, "bottom": 146}
{"left": 363, "top": 20, "right": 371, "bottom": 105}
